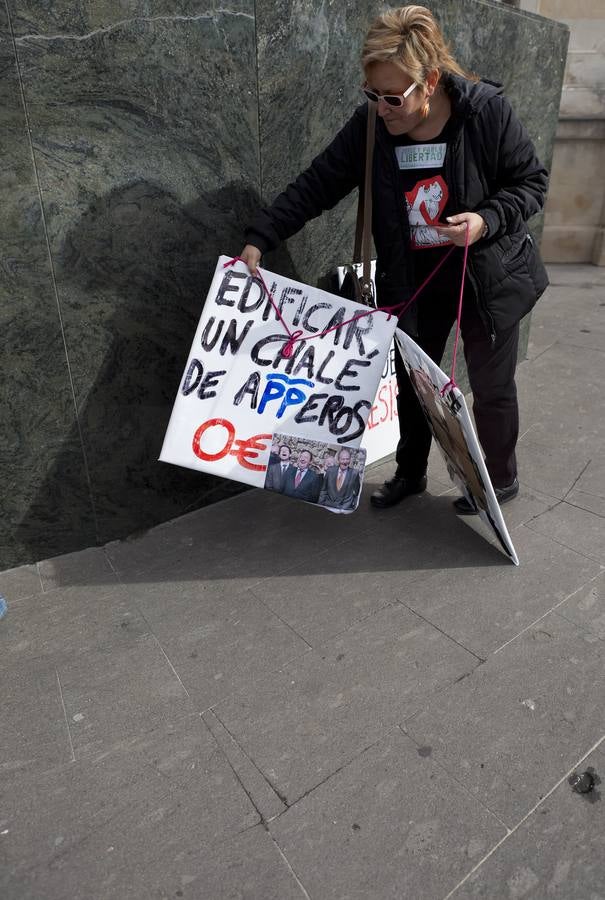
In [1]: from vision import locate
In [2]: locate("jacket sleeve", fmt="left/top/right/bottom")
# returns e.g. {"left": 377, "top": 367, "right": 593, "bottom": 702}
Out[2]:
{"left": 245, "top": 107, "right": 366, "bottom": 254}
{"left": 343, "top": 472, "right": 361, "bottom": 510}
{"left": 474, "top": 95, "right": 549, "bottom": 240}
{"left": 317, "top": 471, "right": 330, "bottom": 505}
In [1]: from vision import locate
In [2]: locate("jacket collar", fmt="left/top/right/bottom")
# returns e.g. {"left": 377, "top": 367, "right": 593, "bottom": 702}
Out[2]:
{"left": 372, "top": 72, "right": 504, "bottom": 147}
{"left": 442, "top": 73, "right": 504, "bottom": 118}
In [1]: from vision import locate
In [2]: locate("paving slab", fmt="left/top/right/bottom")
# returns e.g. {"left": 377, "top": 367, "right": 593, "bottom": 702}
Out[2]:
{"left": 456, "top": 483, "right": 558, "bottom": 538}
{"left": 217, "top": 495, "right": 371, "bottom": 584}
{"left": 176, "top": 825, "right": 308, "bottom": 899}
{"left": 104, "top": 505, "right": 254, "bottom": 580}
{"left": 340, "top": 492, "right": 506, "bottom": 576}
{"left": 516, "top": 342, "right": 605, "bottom": 453}
{"left": 0, "top": 563, "right": 42, "bottom": 603}
{"left": 525, "top": 328, "right": 557, "bottom": 362}
{"left": 57, "top": 633, "right": 196, "bottom": 759}
{"left": 102, "top": 489, "right": 275, "bottom": 578}
{"left": 555, "top": 570, "right": 605, "bottom": 641}
{"left": 253, "top": 484, "right": 370, "bottom": 539}
{"left": 404, "top": 613, "right": 605, "bottom": 826}
{"left": 526, "top": 282, "right": 605, "bottom": 357}
{"left": 130, "top": 489, "right": 508, "bottom": 609}
{"left": 450, "top": 740, "right": 605, "bottom": 899}
{"left": 250, "top": 565, "right": 394, "bottom": 647}
{"left": 254, "top": 485, "right": 556, "bottom": 650}
{"left": 546, "top": 263, "right": 605, "bottom": 288}
{"left": 517, "top": 411, "right": 599, "bottom": 460}
{"left": 202, "top": 709, "right": 287, "bottom": 821}
{"left": 515, "top": 435, "right": 592, "bottom": 500}
{"left": 0, "top": 715, "right": 259, "bottom": 900}
{"left": 215, "top": 603, "right": 478, "bottom": 804}
{"left": 114, "top": 490, "right": 371, "bottom": 590}
{"left": 270, "top": 728, "right": 506, "bottom": 900}
{"left": 565, "top": 487, "right": 605, "bottom": 519}
{"left": 497, "top": 483, "right": 558, "bottom": 531}
{"left": 564, "top": 456, "right": 605, "bottom": 518}
{"left": 38, "top": 546, "right": 117, "bottom": 592}
{"left": 127, "top": 577, "right": 310, "bottom": 710}
{"left": 568, "top": 457, "right": 605, "bottom": 499}
{"left": 0, "top": 658, "right": 72, "bottom": 776}
{"left": 400, "top": 524, "right": 601, "bottom": 656}
{"left": 0, "top": 582, "right": 149, "bottom": 669}
{"left": 526, "top": 500, "right": 605, "bottom": 563}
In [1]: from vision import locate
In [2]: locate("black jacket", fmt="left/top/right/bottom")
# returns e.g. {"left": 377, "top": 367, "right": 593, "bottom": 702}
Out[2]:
{"left": 245, "top": 74, "right": 549, "bottom": 338}
{"left": 282, "top": 467, "right": 322, "bottom": 503}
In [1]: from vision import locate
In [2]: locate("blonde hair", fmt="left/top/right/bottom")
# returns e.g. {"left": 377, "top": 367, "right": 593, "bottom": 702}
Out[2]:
{"left": 362, "top": 6, "right": 477, "bottom": 86}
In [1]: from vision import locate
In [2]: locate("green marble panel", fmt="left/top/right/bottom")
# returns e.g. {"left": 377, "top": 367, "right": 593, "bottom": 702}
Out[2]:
{"left": 255, "top": 0, "right": 382, "bottom": 282}
{"left": 0, "top": 9, "right": 97, "bottom": 568}
{"left": 9, "top": 1, "right": 258, "bottom": 546}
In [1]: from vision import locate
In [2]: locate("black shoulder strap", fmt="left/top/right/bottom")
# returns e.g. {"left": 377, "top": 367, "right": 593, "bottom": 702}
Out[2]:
{"left": 353, "top": 103, "right": 376, "bottom": 301}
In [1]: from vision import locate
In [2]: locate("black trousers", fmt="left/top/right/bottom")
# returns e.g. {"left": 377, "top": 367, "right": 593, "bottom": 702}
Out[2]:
{"left": 395, "top": 281, "right": 520, "bottom": 490}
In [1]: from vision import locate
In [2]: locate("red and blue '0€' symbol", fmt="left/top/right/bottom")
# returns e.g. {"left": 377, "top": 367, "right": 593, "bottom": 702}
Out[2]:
{"left": 258, "top": 373, "right": 314, "bottom": 419}
{"left": 192, "top": 418, "right": 271, "bottom": 471}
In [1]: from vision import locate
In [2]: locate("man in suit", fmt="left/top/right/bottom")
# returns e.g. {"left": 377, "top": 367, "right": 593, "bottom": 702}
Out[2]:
{"left": 282, "top": 449, "right": 322, "bottom": 502}
{"left": 318, "top": 448, "right": 361, "bottom": 511}
{"left": 264, "top": 443, "right": 294, "bottom": 492}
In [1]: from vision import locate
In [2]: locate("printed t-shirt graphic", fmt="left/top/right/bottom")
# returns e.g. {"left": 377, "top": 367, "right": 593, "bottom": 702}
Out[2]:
{"left": 405, "top": 175, "right": 451, "bottom": 250}
{"left": 393, "top": 130, "right": 454, "bottom": 251}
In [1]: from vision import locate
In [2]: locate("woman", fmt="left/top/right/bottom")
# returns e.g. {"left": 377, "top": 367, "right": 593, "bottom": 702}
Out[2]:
{"left": 240, "top": 5, "right": 548, "bottom": 513}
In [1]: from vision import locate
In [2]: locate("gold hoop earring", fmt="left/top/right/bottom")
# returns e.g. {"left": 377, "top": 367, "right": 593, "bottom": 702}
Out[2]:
{"left": 421, "top": 99, "right": 430, "bottom": 119}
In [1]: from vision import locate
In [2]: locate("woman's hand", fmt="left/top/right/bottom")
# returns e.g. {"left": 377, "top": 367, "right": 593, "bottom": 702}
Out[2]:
{"left": 239, "top": 244, "right": 262, "bottom": 274}
{"left": 434, "top": 212, "right": 486, "bottom": 247}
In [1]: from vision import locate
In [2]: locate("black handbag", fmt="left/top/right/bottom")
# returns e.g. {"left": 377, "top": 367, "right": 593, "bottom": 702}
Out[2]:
{"left": 337, "top": 102, "right": 377, "bottom": 309}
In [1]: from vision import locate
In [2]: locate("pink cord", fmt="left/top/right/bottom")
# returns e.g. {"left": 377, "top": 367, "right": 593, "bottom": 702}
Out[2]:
{"left": 225, "top": 232, "right": 469, "bottom": 375}
{"left": 439, "top": 222, "right": 470, "bottom": 395}
{"left": 223, "top": 256, "right": 299, "bottom": 355}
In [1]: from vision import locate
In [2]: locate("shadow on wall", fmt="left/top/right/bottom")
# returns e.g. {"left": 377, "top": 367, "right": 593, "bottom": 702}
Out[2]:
{"left": 15, "top": 179, "right": 302, "bottom": 562}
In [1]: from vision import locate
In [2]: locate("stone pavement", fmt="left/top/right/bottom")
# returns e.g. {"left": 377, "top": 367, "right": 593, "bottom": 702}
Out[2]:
{"left": 1, "top": 264, "right": 604, "bottom": 900}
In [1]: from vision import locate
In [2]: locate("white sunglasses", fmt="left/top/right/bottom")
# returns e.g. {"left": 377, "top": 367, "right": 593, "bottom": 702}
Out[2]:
{"left": 361, "top": 81, "right": 417, "bottom": 107}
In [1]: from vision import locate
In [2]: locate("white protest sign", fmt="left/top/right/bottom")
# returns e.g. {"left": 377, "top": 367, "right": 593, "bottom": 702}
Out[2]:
{"left": 361, "top": 340, "right": 399, "bottom": 465}
{"left": 333, "top": 260, "right": 399, "bottom": 465}
{"left": 160, "top": 256, "right": 397, "bottom": 512}
{"left": 395, "top": 328, "right": 519, "bottom": 565}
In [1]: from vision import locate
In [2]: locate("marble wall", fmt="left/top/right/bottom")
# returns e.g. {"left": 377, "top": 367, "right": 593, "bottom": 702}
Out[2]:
{"left": 1, "top": 1, "right": 568, "bottom": 567}
{"left": 1, "top": 2, "right": 260, "bottom": 567}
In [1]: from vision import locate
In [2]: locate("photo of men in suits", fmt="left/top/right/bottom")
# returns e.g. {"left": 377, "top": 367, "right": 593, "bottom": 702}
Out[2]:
{"left": 282, "top": 449, "right": 322, "bottom": 502}
{"left": 264, "top": 444, "right": 295, "bottom": 493}
{"left": 318, "top": 448, "right": 361, "bottom": 511}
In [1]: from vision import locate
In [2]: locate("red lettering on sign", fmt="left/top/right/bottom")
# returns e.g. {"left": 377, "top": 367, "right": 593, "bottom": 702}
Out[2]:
{"left": 367, "top": 377, "right": 398, "bottom": 429}
{"left": 192, "top": 418, "right": 235, "bottom": 461}
{"left": 192, "top": 418, "right": 272, "bottom": 472}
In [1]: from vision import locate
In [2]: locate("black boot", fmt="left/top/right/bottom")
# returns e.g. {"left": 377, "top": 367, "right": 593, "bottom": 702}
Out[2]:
{"left": 453, "top": 478, "right": 519, "bottom": 515}
{"left": 370, "top": 473, "right": 427, "bottom": 509}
